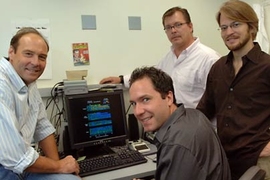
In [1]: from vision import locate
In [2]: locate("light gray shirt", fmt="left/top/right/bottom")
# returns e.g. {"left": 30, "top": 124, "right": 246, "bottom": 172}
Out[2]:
{"left": 0, "top": 57, "right": 55, "bottom": 173}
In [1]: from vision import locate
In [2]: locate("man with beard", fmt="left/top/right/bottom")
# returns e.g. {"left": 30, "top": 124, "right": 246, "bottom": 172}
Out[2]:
{"left": 100, "top": 6, "right": 220, "bottom": 109}
{"left": 196, "top": 1, "right": 270, "bottom": 179}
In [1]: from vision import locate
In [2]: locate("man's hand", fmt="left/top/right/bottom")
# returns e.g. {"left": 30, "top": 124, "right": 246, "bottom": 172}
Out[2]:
{"left": 59, "top": 155, "right": 80, "bottom": 175}
{"left": 99, "top": 76, "right": 121, "bottom": 84}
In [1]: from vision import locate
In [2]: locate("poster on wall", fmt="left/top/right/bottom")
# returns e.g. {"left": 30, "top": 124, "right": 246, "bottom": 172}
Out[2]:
{"left": 72, "top": 43, "right": 90, "bottom": 66}
{"left": 11, "top": 19, "right": 52, "bottom": 79}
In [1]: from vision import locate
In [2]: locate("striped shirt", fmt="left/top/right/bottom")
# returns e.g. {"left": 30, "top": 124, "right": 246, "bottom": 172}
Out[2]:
{"left": 0, "top": 57, "right": 55, "bottom": 173}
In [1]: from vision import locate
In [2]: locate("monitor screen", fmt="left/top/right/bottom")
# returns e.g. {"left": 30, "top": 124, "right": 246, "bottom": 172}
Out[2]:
{"left": 64, "top": 89, "right": 127, "bottom": 149}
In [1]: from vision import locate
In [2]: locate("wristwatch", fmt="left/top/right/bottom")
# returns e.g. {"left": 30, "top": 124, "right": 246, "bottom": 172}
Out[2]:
{"left": 119, "top": 75, "right": 124, "bottom": 84}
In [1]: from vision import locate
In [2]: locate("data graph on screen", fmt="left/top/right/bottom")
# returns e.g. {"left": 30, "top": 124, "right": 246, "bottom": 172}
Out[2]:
{"left": 64, "top": 90, "right": 127, "bottom": 149}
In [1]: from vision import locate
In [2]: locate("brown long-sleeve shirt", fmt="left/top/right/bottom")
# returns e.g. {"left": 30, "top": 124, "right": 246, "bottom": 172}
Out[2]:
{"left": 197, "top": 43, "right": 270, "bottom": 180}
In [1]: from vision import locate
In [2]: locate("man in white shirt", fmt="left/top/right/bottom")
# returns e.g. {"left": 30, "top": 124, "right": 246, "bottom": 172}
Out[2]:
{"left": 100, "top": 6, "right": 220, "bottom": 108}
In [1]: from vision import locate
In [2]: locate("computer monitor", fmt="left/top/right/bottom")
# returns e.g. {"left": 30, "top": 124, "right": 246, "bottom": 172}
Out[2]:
{"left": 64, "top": 89, "right": 128, "bottom": 150}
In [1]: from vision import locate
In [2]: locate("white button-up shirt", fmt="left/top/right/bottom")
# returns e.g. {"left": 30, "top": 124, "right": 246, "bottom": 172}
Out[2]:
{"left": 124, "top": 38, "right": 220, "bottom": 108}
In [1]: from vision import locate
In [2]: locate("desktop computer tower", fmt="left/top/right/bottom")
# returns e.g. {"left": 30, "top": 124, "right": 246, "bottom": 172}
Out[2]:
{"left": 128, "top": 113, "right": 155, "bottom": 143}
{"left": 128, "top": 114, "right": 140, "bottom": 141}
{"left": 62, "top": 126, "right": 76, "bottom": 157}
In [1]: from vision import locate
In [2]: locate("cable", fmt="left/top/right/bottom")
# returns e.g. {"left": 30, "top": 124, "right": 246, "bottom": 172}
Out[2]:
{"left": 125, "top": 103, "right": 132, "bottom": 115}
{"left": 45, "top": 81, "right": 63, "bottom": 110}
{"left": 45, "top": 81, "right": 65, "bottom": 146}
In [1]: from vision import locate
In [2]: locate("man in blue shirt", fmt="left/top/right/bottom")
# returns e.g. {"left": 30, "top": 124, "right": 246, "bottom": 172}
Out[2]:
{"left": 0, "top": 27, "right": 80, "bottom": 180}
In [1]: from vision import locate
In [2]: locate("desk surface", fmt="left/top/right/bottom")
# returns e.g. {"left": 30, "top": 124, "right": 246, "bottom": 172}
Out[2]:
{"left": 82, "top": 154, "right": 156, "bottom": 180}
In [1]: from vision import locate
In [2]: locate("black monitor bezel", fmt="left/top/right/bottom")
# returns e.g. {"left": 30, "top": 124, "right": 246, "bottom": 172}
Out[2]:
{"left": 64, "top": 89, "right": 128, "bottom": 150}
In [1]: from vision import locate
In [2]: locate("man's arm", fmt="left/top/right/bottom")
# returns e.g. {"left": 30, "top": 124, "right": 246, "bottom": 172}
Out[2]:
{"left": 99, "top": 76, "right": 121, "bottom": 84}
{"left": 157, "top": 145, "right": 206, "bottom": 180}
{"left": 196, "top": 65, "right": 216, "bottom": 120}
{"left": 38, "top": 134, "right": 59, "bottom": 160}
{"left": 25, "top": 134, "right": 79, "bottom": 175}
{"left": 25, "top": 155, "right": 79, "bottom": 175}
{"left": 99, "top": 74, "right": 131, "bottom": 88}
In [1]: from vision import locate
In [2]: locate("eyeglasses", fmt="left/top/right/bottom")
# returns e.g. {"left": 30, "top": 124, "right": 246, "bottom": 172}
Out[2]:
{"left": 218, "top": 22, "right": 242, "bottom": 32}
{"left": 164, "top": 22, "right": 188, "bottom": 32}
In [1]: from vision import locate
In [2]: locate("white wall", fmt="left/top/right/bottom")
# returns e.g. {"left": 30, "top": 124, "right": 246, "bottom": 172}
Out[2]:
{"left": 2, "top": 0, "right": 269, "bottom": 151}
{"left": 0, "top": 0, "right": 223, "bottom": 88}
{"left": 0, "top": 0, "right": 269, "bottom": 89}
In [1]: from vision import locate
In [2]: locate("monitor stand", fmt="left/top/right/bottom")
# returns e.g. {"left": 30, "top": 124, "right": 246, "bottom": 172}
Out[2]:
{"left": 77, "top": 144, "right": 115, "bottom": 159}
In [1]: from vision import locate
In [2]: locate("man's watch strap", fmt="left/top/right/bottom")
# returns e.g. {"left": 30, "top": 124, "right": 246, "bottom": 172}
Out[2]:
{"left": 119, "top": 75, "right": 124, "bottom": 84}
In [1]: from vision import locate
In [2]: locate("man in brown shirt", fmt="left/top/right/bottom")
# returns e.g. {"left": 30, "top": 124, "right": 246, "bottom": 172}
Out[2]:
{"left": 197, "top": 1, "right": 270, "bottom": 180}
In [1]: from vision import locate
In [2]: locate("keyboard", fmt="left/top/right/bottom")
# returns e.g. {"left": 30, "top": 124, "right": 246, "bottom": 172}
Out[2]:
{"left": 78, "top": 148, "right": 148, "bottom": 177}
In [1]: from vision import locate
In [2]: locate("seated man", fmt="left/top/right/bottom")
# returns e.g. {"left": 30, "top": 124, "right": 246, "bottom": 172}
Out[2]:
{"left": 129, "top": 66, "right": 231, "bottom": 180}
{"left": 0, "top": 27, "right": 80, "bottom": 180}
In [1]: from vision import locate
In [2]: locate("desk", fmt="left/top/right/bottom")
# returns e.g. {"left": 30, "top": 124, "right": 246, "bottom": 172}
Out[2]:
{"left": 82, "top": 154, "right": 156, "bottom": 180}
